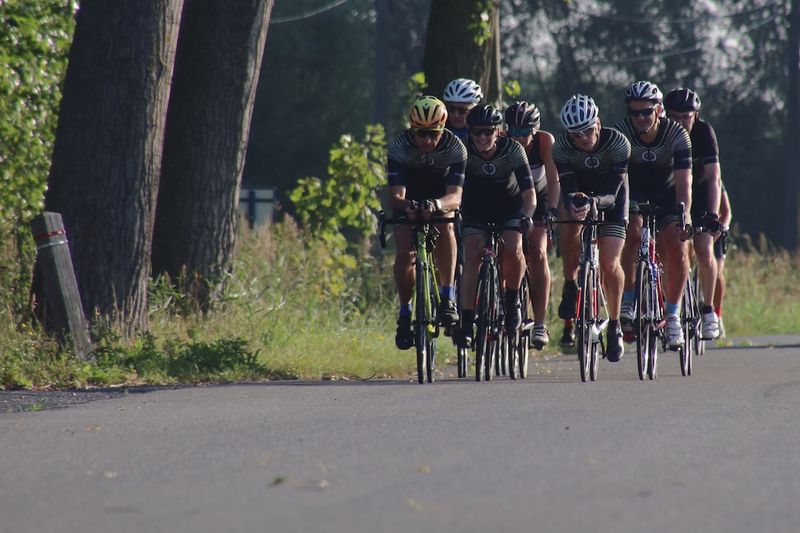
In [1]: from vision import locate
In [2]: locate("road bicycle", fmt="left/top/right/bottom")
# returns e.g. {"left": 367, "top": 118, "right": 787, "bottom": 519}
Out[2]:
{"left": 462, "top": 221, "right": 530, "bottom": 381}
{"left": 552, "top": 197, "right": 609, "bottom": 382}
{"left": 379, "top": 204, "right": 459, "bottom": 384}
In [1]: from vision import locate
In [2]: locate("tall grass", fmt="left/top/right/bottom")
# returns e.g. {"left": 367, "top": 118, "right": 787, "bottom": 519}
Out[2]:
{"left": 1, "top": 221, "right": 798, "bottom": 390}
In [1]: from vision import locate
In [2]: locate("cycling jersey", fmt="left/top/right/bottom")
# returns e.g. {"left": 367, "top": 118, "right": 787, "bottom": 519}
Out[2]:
{"left": 525, "top": 133, "right": 551, "bottom": 222}
{"left": 387, "top": 128, "right": 467, "bottom": 202}
{"left": 447, "top": 126, "right": 470, "bottom": 144}
{"left": 552, "top": 127, "right": 631, "bottom": 238}
{"left": 461, "top": 136, "right": 532, "bottom": 228}
{"left": 614, "top": 116, "right": 692, "bottom": 200}
{"left": 689, "top": 119, "right": 720, "bottom": 218}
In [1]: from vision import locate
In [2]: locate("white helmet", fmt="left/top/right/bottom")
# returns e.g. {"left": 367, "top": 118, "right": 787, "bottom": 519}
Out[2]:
{"left": 625, "top": 80, "right": 663, "bottom": 103}
{"left": 442, "top": 78, "right": 483, "bottom": 104}
{"left": 560, "top": 94, "right": 599, "bottom": 131}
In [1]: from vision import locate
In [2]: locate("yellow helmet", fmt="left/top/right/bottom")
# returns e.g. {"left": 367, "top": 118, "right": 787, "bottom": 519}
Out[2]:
{"left": 409, "top": 96, "right": 448, "bottom": 130}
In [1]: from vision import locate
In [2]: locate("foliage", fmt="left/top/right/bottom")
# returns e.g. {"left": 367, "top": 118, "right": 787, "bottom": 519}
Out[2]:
{"left": 468, "top": 0, "right": 496, "bottom": 46}
{"left": 289, "top": 124, "right": 386, "bottom": 262}
{"left": 503, "top": 79, "right": 522, "bottom": 100}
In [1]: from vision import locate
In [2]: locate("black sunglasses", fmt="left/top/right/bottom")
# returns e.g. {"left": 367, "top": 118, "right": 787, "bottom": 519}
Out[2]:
{"left": 414, "top": 129, "right": 442, "bottom": 139}
{"left": 470, "top": 127, "right": 496, "bottom": 137}
{"left": 446, "top": 104, "right": 471, "bottom": 115}
{"left": 627, "top": 107, "right": 656, "bottom": 117}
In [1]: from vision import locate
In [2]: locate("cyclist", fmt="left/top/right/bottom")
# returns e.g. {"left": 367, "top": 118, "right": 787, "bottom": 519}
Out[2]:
{"left": 616, "top": 81, "right": 693, "bottom": 349}
{"left": 387, "top": 95, "right": 467, "bottom": 350}
{"left": 442, "top": 78, "right": 483, "bottom": 143}
{"left": 715, "top": 182, "right": 732, "bottom": 337}
{"left": 504, "top": 101, "right": 560, "bottom": 348}
{"left": 554, "top": 94, "right": 631, "bottom": 362}
{"left": 664, "top": 88, "right": 721, "bottom": 340}
{"left": 459, "top": 104, "right": 536, "bottom": 346}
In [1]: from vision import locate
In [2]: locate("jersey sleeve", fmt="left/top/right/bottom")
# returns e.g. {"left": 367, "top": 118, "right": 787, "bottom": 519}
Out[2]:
{"left": 443, "top": 134, "right": 467, "bottom": 187}
{"left": 672, "top": 123, "right": 692, "bottom": 170}
{"left": 510, "top": 140, "right": 534, "bottom": 191}
{"left": 700, "top": 122, "right": 719, "bottom": 165}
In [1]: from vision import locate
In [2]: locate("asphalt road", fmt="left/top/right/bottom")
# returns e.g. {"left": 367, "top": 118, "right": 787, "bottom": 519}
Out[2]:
{"left": 3, "top": 338, "right": 800, "bottom": 533}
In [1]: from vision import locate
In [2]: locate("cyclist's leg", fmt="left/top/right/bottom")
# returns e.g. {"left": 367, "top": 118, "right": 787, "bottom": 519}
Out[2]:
{"left": 527, "top": 224, "right": 550, "bottom": 324}
{"left": 558, "top": 203, "right": 582, "bottom": 319}
{"left": 433, "top": 217, "right": 458, "bottom": 324}
{"left": 714, "top": 241, "right": 727, "bottom": 336}
{"left": 660, "top": 218, "right": 689, "bottom": 346}
{"left": 693, "top": 231, "right": 719, "bottom": 337}
{"left": 393, "top": 223, "right": 415, "bottom": 349}
{"left": 459, "top": 231, "right": 484, "bottom": 342}
{"left": 501, "top": 226, "right": 525, "bottom": 330}
{"left": 598, "top": 230, "right": 626, "bottom": 320}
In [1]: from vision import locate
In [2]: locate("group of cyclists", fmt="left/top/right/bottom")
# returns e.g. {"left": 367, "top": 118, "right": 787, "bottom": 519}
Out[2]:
{"left": 386, "top": 77, "right": 733, "bottom": 364}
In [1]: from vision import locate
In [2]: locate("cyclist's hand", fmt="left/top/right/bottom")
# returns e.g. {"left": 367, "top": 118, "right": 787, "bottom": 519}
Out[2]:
{"left": 569, "top": 194, "right": 590, "bottom": 221}
{"left": 405, "top": 200, "right": 419, "bottom": 220}
{"left": 546, "top": 207, "right": 558, "bottom": 224}
{"left": 678, "top": 216, "right": 692, "bottom": 241}
{"left": 702, "top": 212, "right": 721, "bottom": 237}
{"left": 420, "top": 199, "right": 436, "bottom": 221}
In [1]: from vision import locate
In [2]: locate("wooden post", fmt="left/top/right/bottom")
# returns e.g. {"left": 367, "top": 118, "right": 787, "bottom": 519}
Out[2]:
{"left": 31, "top": 212, "right": 93, "bottom": 360}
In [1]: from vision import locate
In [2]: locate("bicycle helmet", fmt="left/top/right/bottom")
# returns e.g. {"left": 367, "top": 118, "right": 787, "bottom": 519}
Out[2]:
{"left": 625, "top": 80, "right": 663, "bottom": 103}
{"left": 664, "top": 88, "right": 702, "bottom": 112}
{"left": 559, "top": 94, "right": 599, "bottom": 131}
{"left": 466, "top": 104, "right": 503, "bottom": 127}
{"left": 409, "top": 95, "right": 448, "bottom": 130}
{"left": 442, "top": 78, "right": 483, "bottom": 104}
{"left": 504, "top": 101, "right": 541, "bottom": 130}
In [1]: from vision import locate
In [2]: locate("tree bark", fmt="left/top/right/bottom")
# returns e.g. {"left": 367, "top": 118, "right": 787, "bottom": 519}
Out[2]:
{"left": 151, "top": 0, "right": 273, "bottom": 308}
{"left": 786, "top": 0, "right": 800, "bottom": 251}
{"left": 422, "top": 0, "right": 499, "bottom": 102}
{"left": 44, "top": 0, "right": 184, "bottom": 336}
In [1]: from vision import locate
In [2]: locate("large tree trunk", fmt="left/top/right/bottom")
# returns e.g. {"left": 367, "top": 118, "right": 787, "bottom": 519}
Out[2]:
{"left": 151, "top": 0, "right": 273, "bottom": 308}
{"left": 422, "top": 0, "right": 499, "bottom": 102}
{"left": 44, "top": 0, "right": 184, "bottom": 336}
{"left": 786, "top": 0, "right": 800, "bottom": 251}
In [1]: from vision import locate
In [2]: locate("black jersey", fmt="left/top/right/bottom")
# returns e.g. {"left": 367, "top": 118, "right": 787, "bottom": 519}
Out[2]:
{"left": 553, "top": 127, "right": 631, "bottom": 209}
{"left": 464, "top": 136, "right": 532, "bottom": 198}
{"left": 527, "top": 133, "right": 547, "bottom": 195}
{"left": 690, "top": 119, "right": 719, "bottom": 185}
{"left": 615, "top": 116, "right": 692, "bottom": 197}
{"left": 387, "top": 129, "right": 467, "bottom": 201}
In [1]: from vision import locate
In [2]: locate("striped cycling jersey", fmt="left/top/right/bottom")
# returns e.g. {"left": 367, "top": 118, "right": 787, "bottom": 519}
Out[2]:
{"left": 552, "top": 127, "right": 631, "bottom": 207}
{"left": 614, "top": 116, "right": 692, "bottom": 196}
{"left": 387, "top": 129, "right": 467, "bottom": 200}
{"left": 527, "top": 133, "right": 547, "bottom": 195}
{"left": 464, "top": 136, "right": 532, "bottom": 198}
{"left": 690, "top": 119, "right": 719, "bottom": 185}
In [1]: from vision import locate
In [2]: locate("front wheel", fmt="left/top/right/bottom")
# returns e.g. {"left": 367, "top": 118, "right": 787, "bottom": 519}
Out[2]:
{"left": 680, "top": 278, "right": 694, "bottom": 377}
{"left": 577, "top": 263, "right": 594, "bottom": 382}
{"left": 635, "top": 261, "right": 650, "bottom": 381}
{"left": 518, "top": 273, "right": 531, "bottom": 378}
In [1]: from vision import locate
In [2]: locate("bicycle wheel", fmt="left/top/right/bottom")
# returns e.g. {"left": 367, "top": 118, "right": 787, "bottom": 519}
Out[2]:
{"left": 414, "top": 256, "right": 427, "bottom": 384}
{"left": 648, "top": 277, "right": 661, "bottom": 380}
{"left": 507, "top": 329, "right": 518, "bottom": 380}
{"left": 680, "top": 278, "right": 694, "bottom": 377}
{"left": 475, "top": 264, "right": 492, "bottom": 382}
{"left": 518, "top": 273, "right": 531, "bottom": 378}
{"left": 692, "top": 269, "right": 705, "bottom": 356}
{"left": 484, "top": 267, "right": 499, "bottom": 382}
{"left": 635, "top": 261, "right": 650, "bottom": 381}
{"left": 425, "top": 267, "right": 439, "bottom": 383}
{"left": 589, "top": 278, "right": 601, "bottom": 382}
{"left": 576, "top": 263, "right": 593, "bottom": 382}
{"left": 457, "top": 346, "right": 469, "bottom": 378}
{"left": 497, "top": 327, "right": 505, "bottom": 377}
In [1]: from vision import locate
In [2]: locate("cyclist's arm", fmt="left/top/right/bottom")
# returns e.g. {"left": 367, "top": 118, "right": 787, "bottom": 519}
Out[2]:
{"left": 593, "top": 172, "right": 625, "bottom": 211}
{"left": 514, "top": 164, "right": 536, "bottom": 217}
{"left": 673, "top": 131, "right": 693, "bottom": 221}
{"left": 704, "top": 161, "right": 721, "bottom": 217}
{"left": 438, "top": 184, "right": 463, "bottom": 213}
{"left": 387, "top": 159, "right": 410, "bottom": 211}
{"left": 538, "top": 132, "right": 561, "bottom": 210}
{"left": 719, "top": 182, "right": 732, "bottom": 227}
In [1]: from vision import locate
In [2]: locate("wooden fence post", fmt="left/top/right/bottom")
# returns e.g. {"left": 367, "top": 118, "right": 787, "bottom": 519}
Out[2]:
{"left": 30, "top": 212, "right": 93, "bottom": 360}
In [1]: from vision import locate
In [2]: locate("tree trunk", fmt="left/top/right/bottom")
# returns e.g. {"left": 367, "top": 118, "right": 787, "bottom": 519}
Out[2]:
{"left": 151, "top": 0, "right": 273, "bottom": 309}
{"left": 422, "top": 0, "right": 499, "bottom": 102}
{"left": 44, "top": 0, "right": 184, "bottom": 336}
{"left": 786, "top": 0, "right": 800, "bottom": 251}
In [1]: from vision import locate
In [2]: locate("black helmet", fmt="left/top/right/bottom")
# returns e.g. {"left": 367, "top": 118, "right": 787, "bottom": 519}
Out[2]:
{"left": 504, "top": 101, "right": 541, "bottom": 129}
{"left": 664, "top": 88, "right": 702, "bottom": 112}
{"left": 466, "top": 104, "right": 503, "bottom": 127}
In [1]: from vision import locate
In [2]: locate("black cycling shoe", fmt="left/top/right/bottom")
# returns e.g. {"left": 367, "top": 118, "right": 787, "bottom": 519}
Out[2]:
{"left": 558, "top": 281, "right": 578, "bottom": 319}
{"left": 605, "top": 320, "right": 624, "bottom": 362}
{"left": 395, "top": 315, "right": 413, "bottom": 350}
{"left": 559, "top": 325, "right": 576, "bottom": 347}
{"left": 438, "top": 298, "right": 459, "bottom": 327}
{"left": 458, "top": 321, "right": 474, "bottom": 349}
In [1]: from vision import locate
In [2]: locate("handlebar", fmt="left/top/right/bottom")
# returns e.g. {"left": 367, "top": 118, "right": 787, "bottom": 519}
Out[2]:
{"left": 377, "top": 209, "right": 461, "bottom": 249}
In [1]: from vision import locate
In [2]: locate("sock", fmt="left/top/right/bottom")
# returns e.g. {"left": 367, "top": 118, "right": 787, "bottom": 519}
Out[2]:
{"left": 399, "top": 302, "right": 412, "bottom": 318}
{"left": 622, "top": 290, "right": 635, "bottom": 303}
{"left": 715, "top": 306, "right": 722, "bottom": 317}
{"left": 439, "top": 285, "right": 455, "bottom": 301}
{"left": 666, "top": 302, "right": 679, "bottom": 316}
{"left": 701, "top": 304, "right": 714, "bottom": 314}
{"left": 505, "top": 288, "right": 519, "bottom": 307}
{"left": 461, "top": 308, "right": 475, "bottom": 326}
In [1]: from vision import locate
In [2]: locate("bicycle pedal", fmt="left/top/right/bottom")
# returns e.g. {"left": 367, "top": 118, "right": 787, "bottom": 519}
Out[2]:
{"left": 521, "top": 319, "right": 535, "bottom": 332}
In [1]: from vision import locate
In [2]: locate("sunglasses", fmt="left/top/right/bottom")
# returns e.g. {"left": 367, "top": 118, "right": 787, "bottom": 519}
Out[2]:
{"left": 446, "top": 104, "right": 472, "bottom": 116}
{"left": 470, "top": 127, "right": 496, "bottom": 137}
{"left": 508, "top": 127, "right": 533, "bottom": 137}
{"left": 414, "top": 128, "right": 442, "bottom": 139}
{"left": 627, "top": 107, "right": 656, "bottom": 117}
{"left": 568, "top": 125, "right": 596, "bottom": 139}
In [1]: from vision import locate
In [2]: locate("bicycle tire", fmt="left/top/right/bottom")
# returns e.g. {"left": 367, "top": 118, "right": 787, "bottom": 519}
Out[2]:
{"left": 692, "top": 269, "right": 705, "bottom": 356}
{"left": 577, "top": 263, "right": 593, "bottom": 382}
{"left": 426, "top": 268, "right": 439, "bottom": 383}
{"left": 518, "top": 273, "right": 531, "bottom": 378}
{"left": 475, "top": 266, "right": 491, "bottom": 382}
{"left": 457, "top": 346, "right": 469, "bottom": 378}
{"left": 648, "top": 276, "right": 660, "bottom": 380}
{"left": 414, "top": 256, "right": 427, "bottom": 384}
{"left": 680, "top": 278, "right": 694, "bottom": 377}
{"left": 635, "top": 261, "right": 650, "bottom": 381}
{"left": 589, "top": 268, "right": 600, "bottom": 382}
{"left": 484, "top": 265, "right": 498, "bottom": 382}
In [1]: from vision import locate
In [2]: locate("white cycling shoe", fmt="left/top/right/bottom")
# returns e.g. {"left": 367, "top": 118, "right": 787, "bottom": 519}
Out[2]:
{"left": 666, "top": 314, "right": 684, "bottom": 349}
{"left": 701, "top": 312, "right": 720, "bottom": 340}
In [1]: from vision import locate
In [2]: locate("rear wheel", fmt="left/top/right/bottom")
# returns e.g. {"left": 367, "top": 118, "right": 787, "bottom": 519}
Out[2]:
{"left": 577, "top": 263, "right": 593, "bottom": 383}
{"left": 635, "top": 261, "right": 650, "bottom": 381}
